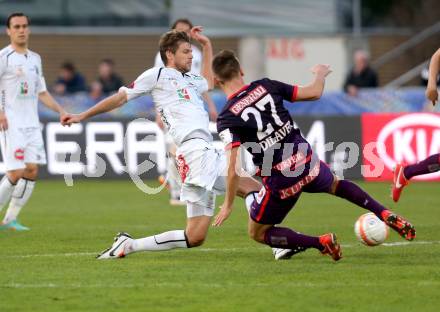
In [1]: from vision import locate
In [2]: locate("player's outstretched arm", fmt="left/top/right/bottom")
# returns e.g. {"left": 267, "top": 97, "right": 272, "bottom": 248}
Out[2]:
{"left": 295, "top": 64, "right": 332, "bottom": 101}
{"left": 61, "top": 90, "right": 128, "bottom": 126}
{"left": 426, "top": 48, "right": 440, "bottom": 105}
{"left": 213, "top": 146, "right": 240, "bottom": 227}
{"left": 39, "top": 91, "right": 67, "bottom": 121}
{"left": 191, "top": 26, "right": 214, "bottom": 90}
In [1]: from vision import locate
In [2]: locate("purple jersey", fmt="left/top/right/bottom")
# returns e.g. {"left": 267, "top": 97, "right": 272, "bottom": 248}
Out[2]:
{"left": 217, "top": 78, "right": 312, "bottom": 174}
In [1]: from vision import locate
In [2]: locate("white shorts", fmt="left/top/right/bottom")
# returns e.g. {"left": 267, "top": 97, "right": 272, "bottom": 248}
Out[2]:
{"left": 0, "top": 127, "right": 46, "bottom": 171}
{"left": 185, "top": 185, "right": 219, "bottom": 218}
{"left": 176, "top": 138, "right": 227, "bottom": 217}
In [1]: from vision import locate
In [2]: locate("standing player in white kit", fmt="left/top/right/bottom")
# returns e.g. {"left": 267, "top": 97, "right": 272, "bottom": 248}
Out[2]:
{"left": 0, "top": 13, "right": 67, "bottom": 230}
{"left": 62, "top": 27, "right": 263, "bottom": 258}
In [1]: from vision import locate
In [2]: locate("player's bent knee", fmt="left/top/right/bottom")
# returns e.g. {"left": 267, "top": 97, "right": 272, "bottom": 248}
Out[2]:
{"left": 237, "top": 177, "right": 261, "bottom": 198}
{"left": 189, "top": 238, "right": 205, "bottom": 247}
{"left": 186, "top": 234, "right": 206, "bottom": 247}
{"left": 7, "top": 169, "right": 25, "bottom": 184}
{"left": 248, "top": 226, "right": 265, "bottom": 243}
{"left": 185, "top": 225, "right": 208, "bottom": 247}
{"left": 24, "top": 165, "right": 39, "bottom": 180}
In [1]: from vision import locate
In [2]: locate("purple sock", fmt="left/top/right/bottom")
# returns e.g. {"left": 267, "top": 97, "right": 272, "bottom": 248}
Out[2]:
{"left": 264, "top": 226, "right": 323, "bottom": 251}
{"left": 403, "top": 154, "right": 440, "bottom": 180}
{"left": 335, "top": 180, "right": 386, "bottom": 220}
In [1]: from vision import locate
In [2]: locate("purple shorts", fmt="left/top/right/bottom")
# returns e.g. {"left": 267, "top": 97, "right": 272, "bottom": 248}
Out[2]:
{"left": 250, "top": 160, "right": 334, "bottom": 225}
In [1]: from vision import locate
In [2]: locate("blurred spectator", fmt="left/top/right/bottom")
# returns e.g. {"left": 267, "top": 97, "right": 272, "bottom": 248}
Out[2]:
{"left": 54, "top": 62, "right": 87, "bottom": 94}
{"left": 84, "top": 80, "right": 106, "bottom": 106}
{"left": 344, "top": 50, "right": 378, "bottom": 97}
{"left": 97, "top": 59, "right": 124, "bottom": 94}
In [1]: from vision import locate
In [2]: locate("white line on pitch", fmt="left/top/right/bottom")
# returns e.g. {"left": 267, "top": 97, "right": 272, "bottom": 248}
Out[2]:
{"left": 2, "top": 240, "right": 439, "bottom": 259}
{"left": 382, "top": 241, "right": 438, "bottom": 246}
{"left": 2, "top": 280, "right": 440, "bottom": 289}
{"left": 2, "top": 252, "right": 97, "bottom": 259}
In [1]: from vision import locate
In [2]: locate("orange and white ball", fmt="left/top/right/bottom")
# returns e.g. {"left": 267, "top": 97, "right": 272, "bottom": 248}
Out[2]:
{"left": 354, "top": 213, "right": 389, "bottom": 246}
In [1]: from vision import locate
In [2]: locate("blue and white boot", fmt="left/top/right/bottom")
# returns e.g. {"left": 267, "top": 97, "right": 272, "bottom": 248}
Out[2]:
{"left": 0, "top": 220, "right": 30, "bottom": 231}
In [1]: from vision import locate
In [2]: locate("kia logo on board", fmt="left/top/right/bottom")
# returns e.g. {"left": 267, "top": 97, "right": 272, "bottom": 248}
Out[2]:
{"left": 376, "top": 113, "right": 440, "bottom": 180}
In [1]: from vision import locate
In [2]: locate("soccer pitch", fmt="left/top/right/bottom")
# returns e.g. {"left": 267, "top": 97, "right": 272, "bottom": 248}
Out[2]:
{"left": 0, "top": 180, "right": 439, "bottom": 312}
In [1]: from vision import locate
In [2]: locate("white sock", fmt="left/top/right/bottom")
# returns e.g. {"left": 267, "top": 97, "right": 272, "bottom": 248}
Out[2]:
{"left": 244, "top": 192, "right": 258, "bottom": 213}
{"left": 129, "top": 230, "right": 189, "bottom": 253}
{"left": 3, "top": 179, "right": 35, "bottom": 224}
{"left": 0, "top": 176, "right": 15, "bottom": 212}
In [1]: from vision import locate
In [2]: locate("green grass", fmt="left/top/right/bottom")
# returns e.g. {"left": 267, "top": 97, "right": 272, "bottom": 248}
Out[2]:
{"left": 0, "top": 180, "right": 439, "bottom": 312}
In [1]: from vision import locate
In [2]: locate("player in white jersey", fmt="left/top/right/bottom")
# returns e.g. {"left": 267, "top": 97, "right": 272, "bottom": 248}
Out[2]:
{"left": 154, "top": 18, "right": 217, "bottom": 206}
{"left": 62, "top": 27, "right": 263, "bottom": 259}
{"left": 0, "top": 13, "right": 67, "bottom": 230}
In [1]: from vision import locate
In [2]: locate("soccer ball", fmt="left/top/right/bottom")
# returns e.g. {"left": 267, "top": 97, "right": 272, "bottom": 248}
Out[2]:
{"left": 354, "top": 212, "right": 389, "bottom": 246}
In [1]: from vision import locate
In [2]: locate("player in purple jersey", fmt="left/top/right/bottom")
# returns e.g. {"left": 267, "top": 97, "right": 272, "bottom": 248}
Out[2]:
{"left": 392, "top": 48, "right": 440, "bottom": 202}
{"left": 212, "top": 50, "right": 416, "bottom": 261}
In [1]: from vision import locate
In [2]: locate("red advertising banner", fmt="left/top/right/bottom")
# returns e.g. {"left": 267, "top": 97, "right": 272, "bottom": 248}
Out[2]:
{"left": 362, "top": 113, "right": 440, "bottom": 181}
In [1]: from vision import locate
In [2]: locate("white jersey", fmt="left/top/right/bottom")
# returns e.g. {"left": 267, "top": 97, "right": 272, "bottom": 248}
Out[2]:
{"left": 154, "top": 44, "right": 203, "bottom": 75}
{"left": 120, "top": 67, "right": 211, "bottom": 146}
{"left": 0, "top": 45, "right": 47, "bottom": 128}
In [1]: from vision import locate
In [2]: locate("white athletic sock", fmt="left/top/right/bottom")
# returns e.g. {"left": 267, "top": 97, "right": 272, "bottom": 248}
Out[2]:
{"left": 244, "top": 192, "right": 258, "bottom": 213}
{"left": 129, "top": 230, "right": 189, "bottom": 253}
{"left": 0, "top": 176, "right": 15, "bottom": 212}
{"left": 3, "top": 179, "right": 35, "bottom": 224}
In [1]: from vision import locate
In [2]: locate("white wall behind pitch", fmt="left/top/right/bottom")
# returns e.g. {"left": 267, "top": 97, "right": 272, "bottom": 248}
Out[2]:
{"left": 264, "top": 37, "right": 348, "bottom": 91}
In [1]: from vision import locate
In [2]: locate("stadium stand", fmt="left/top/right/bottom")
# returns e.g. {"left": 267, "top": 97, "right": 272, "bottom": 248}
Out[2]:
{"left": 38, "top": 87, "right": 438, "bottom": 120}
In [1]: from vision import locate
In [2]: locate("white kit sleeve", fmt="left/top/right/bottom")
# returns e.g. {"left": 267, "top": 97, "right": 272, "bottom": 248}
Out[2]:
{"left": 119, "top": 67, "right": 159, "bottom": 101}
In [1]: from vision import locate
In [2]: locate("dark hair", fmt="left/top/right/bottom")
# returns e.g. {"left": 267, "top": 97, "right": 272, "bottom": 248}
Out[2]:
{"left": 159, "top": 30, "right": 190, "bottom": 65}
{"left": 171, "top": 18, "right": 193, "bottom": 30}
{"left": 61, "top": 62, "right": 76, "bottom": 72}
{"left": 6, "top": 12, "right": 30, "bottom": 28}
{"left": 100, "top": 59, "right": 114, "bottom": 66}
{"left": 212, "top": 50, "right": 241, "bottom": 82}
